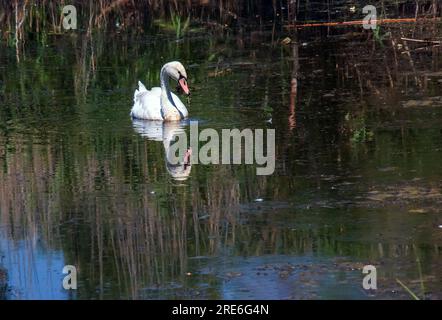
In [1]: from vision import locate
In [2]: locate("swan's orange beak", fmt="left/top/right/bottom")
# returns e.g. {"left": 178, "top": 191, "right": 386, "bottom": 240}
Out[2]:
{"left": 178, "top": 77, "right": 190, "bottom": 95}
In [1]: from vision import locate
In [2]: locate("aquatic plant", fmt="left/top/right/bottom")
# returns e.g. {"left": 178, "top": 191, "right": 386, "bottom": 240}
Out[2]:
{"left": 396, "top": 279, "right": 420, "bottom": 300}
{"left": 171, "top": 13, "right": 190, "bottom": 39}
{"left": 372, "top": 25, "right": 391, "bottom": 47}
{"left": 154, "top": 12, "right": 191, "bottom": 39}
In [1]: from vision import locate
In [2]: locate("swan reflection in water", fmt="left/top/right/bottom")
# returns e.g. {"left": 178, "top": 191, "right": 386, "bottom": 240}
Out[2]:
{"left": 132, "top": 119, "right": 192, "bottom": 181}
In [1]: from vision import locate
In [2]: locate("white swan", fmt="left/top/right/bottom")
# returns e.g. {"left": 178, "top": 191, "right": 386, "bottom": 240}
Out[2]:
{"left": 131, "top": 61, "right": 190, "bottom": 121}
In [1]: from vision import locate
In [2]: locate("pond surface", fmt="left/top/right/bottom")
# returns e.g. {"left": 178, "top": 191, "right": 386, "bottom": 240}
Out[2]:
{"left": 0, "top": 25, "right": 442, "bottom": 299}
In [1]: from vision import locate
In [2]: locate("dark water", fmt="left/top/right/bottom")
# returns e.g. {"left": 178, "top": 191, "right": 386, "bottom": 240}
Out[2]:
{"left": 1, "top": 25, "right": 442, "bottom": 299}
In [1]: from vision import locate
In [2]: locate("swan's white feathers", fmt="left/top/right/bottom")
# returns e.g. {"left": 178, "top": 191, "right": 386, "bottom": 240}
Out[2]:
{"left": 131, "top": 86, "right": 162, "bottom": 120}
{"left": 138, "top": 81, "right": 148, "bottom": 92}
{"left": 130, "top": 62, "right": 189, "bottom": 121}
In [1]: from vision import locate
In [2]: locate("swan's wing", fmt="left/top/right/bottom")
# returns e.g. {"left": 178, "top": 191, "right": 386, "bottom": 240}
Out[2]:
{"left": 171, "top": 92, "right": 189, "bottom": 119}
{"left": 131, "top": 82, "right": 163, "bottom": 120}
{"left": 138, "top": 81, "right": 147, "bottom": 92}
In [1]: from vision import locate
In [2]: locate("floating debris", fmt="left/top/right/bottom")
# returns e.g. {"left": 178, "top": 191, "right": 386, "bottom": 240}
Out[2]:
{"left": 281, "top": 37, "right": 291, "bottom": 45}
{"left": 408, "top": 209, "right": 427, "bottom": 214}
{"left": 377, "top": 166, "right": 397, "bottom": 172}
{"left": 254, "top": 198, "right": 264, "bottom": 202}
{"left": 225, "top": 272, "right": 242, "bottom": 279}
{"left": 402, "top": 97, "right": 442, "bottom": 108}
{"left": 207, "top": 68, "right": 232, "bottom": 77}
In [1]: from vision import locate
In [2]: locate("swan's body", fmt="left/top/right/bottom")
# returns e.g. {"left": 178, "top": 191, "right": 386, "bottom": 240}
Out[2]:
{"left": 131, "top": 82, "right": 188, "bottom": 120}
{"left": 131, "top": 61, "right": 190, "bottom": 121}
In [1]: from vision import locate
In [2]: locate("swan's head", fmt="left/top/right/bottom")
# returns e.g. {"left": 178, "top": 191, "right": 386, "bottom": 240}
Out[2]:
{"left": 163, "top": 61, "right": 190, "bottom": 95}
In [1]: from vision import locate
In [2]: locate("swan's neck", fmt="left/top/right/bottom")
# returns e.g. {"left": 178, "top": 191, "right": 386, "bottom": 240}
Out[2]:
{"left": 160, "top": 67, "right": 181, "bottom": 121}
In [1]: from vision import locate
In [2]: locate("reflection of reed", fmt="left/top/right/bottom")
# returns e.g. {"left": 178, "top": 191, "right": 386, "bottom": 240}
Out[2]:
{"left": 1, "top": 127, "right": 442, "bottom": 298}
{"left": 1, "top": 124, "right": 357, "bottom": 298}
{"left": 0, "top": 264, "right": 7, "bottom": 299}
{"left": 73, "top": 32, "right": 98, "bottom": 102}
{"left": 333, "top": 26, "right": 441, "bottom": 103}
{"left": 0, "top": 129, "right": 262, "bottom": 298}
{"left": 289, "top": 32, "right": 299, "bottom": 131}
{"left": 13, "top": 0, "right": 27, "bottom": 62}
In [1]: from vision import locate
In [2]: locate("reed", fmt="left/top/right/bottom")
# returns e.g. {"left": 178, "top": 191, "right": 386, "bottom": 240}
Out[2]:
{"left": 1, "top": 1, "right": 440, "bottom": 45}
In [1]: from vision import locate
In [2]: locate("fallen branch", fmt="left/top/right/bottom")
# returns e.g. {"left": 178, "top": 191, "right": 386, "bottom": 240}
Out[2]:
{"left": 285, "top": 17, "right": 441, "bottom": 28}
{"left": 400, "top": 45, "right": 440, "bottom": 54}
{"left": 401, "top": 37, "right": 441, "bottom": 44}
